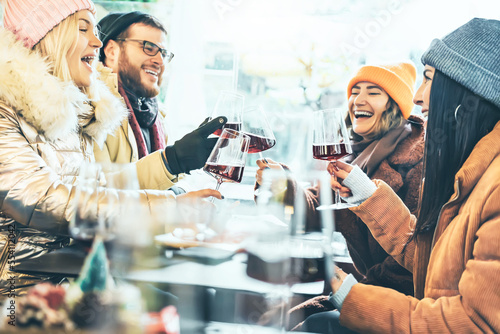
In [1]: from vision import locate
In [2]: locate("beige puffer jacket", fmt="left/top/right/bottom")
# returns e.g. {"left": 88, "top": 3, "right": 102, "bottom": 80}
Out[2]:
{"left": 0, "top": 29, "right": 174, "bottom": 291}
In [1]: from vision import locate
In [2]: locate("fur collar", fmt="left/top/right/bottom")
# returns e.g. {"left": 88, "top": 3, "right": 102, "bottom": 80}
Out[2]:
{"left": 0, "top": 29, "right": 126, "bottom": 147}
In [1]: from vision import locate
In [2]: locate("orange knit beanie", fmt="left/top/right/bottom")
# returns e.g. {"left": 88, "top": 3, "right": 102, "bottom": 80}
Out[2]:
{"left": 346, "top": 62, "right": 417, "bottom": 119}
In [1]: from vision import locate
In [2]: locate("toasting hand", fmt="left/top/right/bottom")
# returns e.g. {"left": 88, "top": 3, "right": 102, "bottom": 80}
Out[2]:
{"left": 328, "top": 160, "right": 354, "bottom": 198}
{"left": 330, "top": 266, "right": 349, "bottom": 294}
{"left": 164, "top": 116, "right": 227, "bottom": 174}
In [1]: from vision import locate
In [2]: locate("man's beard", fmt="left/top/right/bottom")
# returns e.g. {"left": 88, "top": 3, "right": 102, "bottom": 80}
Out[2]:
{"left": 118, "top": 53, "right": 162, "bottom": 98}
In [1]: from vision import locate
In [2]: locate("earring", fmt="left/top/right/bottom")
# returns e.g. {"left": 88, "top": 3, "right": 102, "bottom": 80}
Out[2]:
{"left": 454, "top": 104, "right": 462, "bottom": 122}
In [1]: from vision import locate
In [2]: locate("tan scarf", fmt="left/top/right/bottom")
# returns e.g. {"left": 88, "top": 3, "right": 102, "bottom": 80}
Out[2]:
{"left": 346, "top": 120, "right": 412, "bottom": 177}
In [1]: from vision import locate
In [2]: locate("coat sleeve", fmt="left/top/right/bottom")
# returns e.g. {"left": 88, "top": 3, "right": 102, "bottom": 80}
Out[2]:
{"left": 135, "top": 150, "right": 177, "bottom": 191}
{"left": 353, "top": 160, "right": 422, "bottom": 295}
{"left": 93, "top": 125, "right": 177, "bottom": 191}
{"left": 340, "top": 181, "right": 500, "bottom": 333}
{"left": 0, "top": 112, "right": 174, "bottom": 236}
{"left": 0, "top": 112, "right": 74, "bottom": 234}
{"left": 350, "top": 180, "right": 417, "bottom": 272}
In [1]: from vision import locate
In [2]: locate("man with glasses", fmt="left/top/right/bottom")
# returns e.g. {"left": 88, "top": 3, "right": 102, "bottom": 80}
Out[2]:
{"left": 96, "top": 11, "right": 226, "bottom": 191}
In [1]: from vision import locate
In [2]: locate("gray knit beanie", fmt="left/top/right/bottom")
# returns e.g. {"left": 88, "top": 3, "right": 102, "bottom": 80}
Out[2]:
{"left": 421, "top": 18, "right": 500, "bottom": 109}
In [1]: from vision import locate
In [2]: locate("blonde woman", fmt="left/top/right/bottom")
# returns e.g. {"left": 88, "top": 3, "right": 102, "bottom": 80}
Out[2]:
{"left": 0, "top": 0, "right": 222, "bottom": 294}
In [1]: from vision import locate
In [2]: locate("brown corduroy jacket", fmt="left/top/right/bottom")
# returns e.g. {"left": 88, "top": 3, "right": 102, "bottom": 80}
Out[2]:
{"left": 340, "top": 120, "right": 500, "bottom": 333}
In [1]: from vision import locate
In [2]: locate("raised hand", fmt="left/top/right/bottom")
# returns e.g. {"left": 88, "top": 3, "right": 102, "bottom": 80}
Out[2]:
{"left": 328, "top": 160, "right": 353, "bottom": 198}
{"left": 255, "top": 158, "right": 284, "bottom": 185}
{"left": 330, "top": 266, "right": 349, "bottom": 294}
{"left": 164, "top": 116, "right": 227, "bottom": 174}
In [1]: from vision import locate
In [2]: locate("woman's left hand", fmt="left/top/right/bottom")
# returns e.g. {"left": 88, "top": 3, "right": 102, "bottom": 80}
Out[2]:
{"left": 328, "top": 161, "right": 353, "bottom": 197}
{"left": 330, "top": 266, "right": 349, "bottom": 294}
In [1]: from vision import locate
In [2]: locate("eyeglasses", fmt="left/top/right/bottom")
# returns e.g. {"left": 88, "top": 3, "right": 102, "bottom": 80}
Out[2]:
{"left": 115, "top": 38, "right": 174, "bottom": 63}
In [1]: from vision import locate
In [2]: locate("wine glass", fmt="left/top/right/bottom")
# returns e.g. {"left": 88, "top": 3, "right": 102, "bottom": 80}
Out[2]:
{"left": 69, "top": 162, "right": 109, "bottom": 252}
{"left": 247, "top": 169, "right": 335, "bottom": 330}
{"left": 203, "top": 128, "right": 250, "bottom": 201}
{"left": 210, "top": 90, "right": 245, "bottom": 136}
{"left": 69, "top": 162, "right": 142, "bottom": 251}
{"left": 312, "top": 108, "right": 354, "bottom": 210}
{"left": 70, "top": 162, "right": 147, "bottom": 277}
{"left": 241, "top": 105, "right": 276, "bottom": 159}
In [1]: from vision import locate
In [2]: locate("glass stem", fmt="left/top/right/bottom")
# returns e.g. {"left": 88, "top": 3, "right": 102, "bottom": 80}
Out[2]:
{"left": 331, "top": 159, "right": 341, "bottom": 205}
{"left": 279, "top": 284, "right": 291, "bottom": 331}
{"left": 334, "top": 188, "right": 341, "bottom": 205}
{"left": 210, "top": 177, "right": 223, "bottom": 203}
{"left": 215, "top": 178, "right": 223, "bottom": 191}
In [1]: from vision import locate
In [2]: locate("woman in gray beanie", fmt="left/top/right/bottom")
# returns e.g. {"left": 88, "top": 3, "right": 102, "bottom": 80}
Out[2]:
{"left": 302, "top": 18, "right": 500, "bottom": 333}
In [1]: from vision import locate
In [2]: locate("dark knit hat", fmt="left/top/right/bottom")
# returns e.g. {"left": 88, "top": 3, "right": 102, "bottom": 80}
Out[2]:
{"left": 421, "top": 18, "right": 500, "bottom": 109}
{"left": 98, "top": 11, "right": 149, "bottom": 62}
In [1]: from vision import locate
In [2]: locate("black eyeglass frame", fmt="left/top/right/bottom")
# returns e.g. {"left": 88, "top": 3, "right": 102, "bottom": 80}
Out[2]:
{"left": 115, "top": 38, "right": 174, "bottom": 62}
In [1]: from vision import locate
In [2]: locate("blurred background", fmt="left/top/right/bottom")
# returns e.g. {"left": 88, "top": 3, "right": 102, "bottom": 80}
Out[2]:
{"left": 90, "top": 0, "right": 499, "bottom": 173}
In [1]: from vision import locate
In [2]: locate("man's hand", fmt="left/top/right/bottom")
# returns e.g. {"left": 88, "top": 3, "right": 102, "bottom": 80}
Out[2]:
{"left": 164, "top": 116, "right": 227, "bottom": 174}
{"left": 177, "top": 189, "right": 223, "bottom": 201}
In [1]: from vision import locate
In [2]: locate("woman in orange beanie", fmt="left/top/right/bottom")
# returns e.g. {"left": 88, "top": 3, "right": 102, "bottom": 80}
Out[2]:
{"left": 255, "top": 61, "right": 425, "bottom": 331}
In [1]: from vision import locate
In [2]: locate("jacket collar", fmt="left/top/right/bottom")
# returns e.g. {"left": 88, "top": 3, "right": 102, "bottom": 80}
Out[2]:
{"left": 453, "top": 120, "right": 500, "bottom": 200}
{"left": 434, "top": 120, "right": 500, "bottom": 231}
{"left": 0, "top": 29, "right": 126, "bottom": 147}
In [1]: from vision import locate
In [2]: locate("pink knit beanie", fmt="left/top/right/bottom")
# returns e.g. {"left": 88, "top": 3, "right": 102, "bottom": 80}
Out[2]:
{"left": 3, "top": 0, "right": 96, "bottom": 49}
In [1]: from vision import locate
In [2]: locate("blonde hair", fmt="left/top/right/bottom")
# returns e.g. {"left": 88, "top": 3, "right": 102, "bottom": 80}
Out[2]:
{"left": 32, "top": 12, "right": 97, "bottom": 96}
{"left": 348, "top": 97, "right": 405, "bottom": 141}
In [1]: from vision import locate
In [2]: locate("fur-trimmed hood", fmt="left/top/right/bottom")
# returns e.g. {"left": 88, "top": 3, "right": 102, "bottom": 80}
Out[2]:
{"left": 0, "top": 28, "right": 126, "bottom": 147}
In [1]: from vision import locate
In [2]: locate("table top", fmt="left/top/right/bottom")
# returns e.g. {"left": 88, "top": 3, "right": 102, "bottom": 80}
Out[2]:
{"left": 14, "top": 246, "right": 325, "bottom": 297}
{"left": 126, "top": 253, "right": 325, "bottom": 296}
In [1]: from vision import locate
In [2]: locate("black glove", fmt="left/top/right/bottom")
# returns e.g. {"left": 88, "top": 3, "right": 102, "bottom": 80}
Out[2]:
{"left": 164, "top": 116, "right": 227, "bottom": 174}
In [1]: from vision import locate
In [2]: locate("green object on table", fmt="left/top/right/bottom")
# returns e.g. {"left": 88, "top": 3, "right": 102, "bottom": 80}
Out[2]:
{"left": 75, "top": 236, "right": 113, "bottom": 292}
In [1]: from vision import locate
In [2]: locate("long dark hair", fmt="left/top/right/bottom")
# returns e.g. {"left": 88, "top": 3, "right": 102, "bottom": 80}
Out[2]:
{"left": 414, "top": 70, "right": 500, "bottom": 237}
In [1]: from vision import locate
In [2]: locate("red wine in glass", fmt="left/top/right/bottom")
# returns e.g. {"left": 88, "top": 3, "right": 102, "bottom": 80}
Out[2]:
{"left": 312, "top": 143, "right": 350, "bottom": 161}
{"left": 245, "top": 133, "right": 276, "bottom": 153}
{"left": 213, "top": 122, "right": 242, "bottom": 136}
{"left": 204, "top": 163, "right": 245, "bottom": 183}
